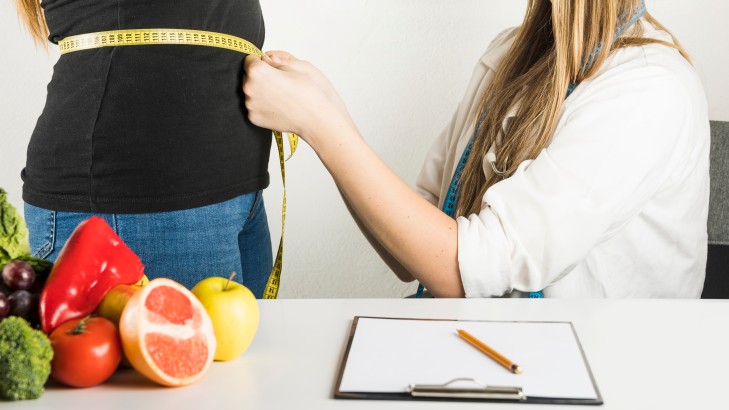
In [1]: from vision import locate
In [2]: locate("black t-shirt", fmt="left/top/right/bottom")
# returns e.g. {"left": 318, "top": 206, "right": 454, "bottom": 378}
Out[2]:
{"left": 22, "top": 0, "right": 271, "bottom": 213}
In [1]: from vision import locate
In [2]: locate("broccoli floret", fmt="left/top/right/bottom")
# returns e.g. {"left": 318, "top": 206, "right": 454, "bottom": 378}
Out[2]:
{"left": 0, "top": 317, "right": 53, "bottom": 401}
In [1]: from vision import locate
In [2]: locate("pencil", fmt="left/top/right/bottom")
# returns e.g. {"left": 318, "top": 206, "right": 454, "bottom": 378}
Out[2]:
{"left": 456, "top": 329, "right": 522, "bottom": 374}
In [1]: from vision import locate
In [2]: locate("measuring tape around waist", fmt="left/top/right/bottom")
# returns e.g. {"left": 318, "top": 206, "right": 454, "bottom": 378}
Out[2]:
{"left": 58, "top": 28, "right": 297, "bottom": 299}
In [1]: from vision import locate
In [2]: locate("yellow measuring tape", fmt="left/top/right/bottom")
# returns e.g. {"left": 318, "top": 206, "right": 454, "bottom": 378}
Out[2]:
{"left": 58, "top": 28, "right": 297, "bottom": 299}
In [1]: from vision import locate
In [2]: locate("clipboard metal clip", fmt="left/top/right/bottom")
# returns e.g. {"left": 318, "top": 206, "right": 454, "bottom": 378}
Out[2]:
{"left": 409, "top": 378, "right": 525, "bottom": 401}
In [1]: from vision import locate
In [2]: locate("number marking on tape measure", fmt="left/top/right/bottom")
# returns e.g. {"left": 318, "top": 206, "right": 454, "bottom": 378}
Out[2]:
{"left": 58, "top": 29, "right": 297, "bottom": 299}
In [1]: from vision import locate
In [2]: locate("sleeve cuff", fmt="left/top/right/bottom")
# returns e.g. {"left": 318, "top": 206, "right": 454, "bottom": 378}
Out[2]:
{"left": 456, "top": 210, "right": 513, "bottom": 297}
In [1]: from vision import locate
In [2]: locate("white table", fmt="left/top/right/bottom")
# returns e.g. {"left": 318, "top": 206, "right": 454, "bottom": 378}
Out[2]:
{"left": 5, "top": 299, "right": 729, "bottom": 409}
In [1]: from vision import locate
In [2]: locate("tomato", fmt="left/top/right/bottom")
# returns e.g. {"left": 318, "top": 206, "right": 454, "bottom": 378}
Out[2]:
{"left": 49, "top": 316, "right": 122, "bottom": 387}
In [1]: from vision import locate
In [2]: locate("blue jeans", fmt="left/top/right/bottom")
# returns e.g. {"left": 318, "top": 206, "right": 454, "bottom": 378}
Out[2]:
{"left": 24, "top": 192, "right": 273, "bottom": 298}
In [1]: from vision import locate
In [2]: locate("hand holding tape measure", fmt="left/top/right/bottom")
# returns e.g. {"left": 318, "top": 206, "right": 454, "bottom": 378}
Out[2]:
{"left": 244, "top": 50, "right": 356, "bottom": 149}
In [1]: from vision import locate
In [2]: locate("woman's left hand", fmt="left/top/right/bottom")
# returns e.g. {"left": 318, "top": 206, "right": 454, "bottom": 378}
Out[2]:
{"left": 243, "top": 52, "right": 355, "bottom": 149}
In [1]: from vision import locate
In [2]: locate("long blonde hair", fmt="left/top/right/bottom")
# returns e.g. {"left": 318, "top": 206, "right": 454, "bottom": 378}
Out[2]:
{"left": 16, "top": 0, "right": 48, "bottom": 46}
{"left": 456, "top": 0, "right": 688, "bottom": 217}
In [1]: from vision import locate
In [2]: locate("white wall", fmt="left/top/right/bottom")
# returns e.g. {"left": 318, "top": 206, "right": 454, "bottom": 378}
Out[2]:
{"left": 1, "top": 0, "right": 727, "bottom": 298}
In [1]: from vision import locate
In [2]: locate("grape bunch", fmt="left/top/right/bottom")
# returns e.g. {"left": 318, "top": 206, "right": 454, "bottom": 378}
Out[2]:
{"left": 0, "top": 260, "right": 44, "bottom": 328}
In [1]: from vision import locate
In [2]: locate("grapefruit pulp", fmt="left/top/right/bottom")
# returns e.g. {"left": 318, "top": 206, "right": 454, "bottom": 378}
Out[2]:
{"left": 119, "top": 278, "right": 216, "bottom": 386}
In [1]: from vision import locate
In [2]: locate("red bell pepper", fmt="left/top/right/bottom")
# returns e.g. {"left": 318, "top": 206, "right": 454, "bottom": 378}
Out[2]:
{"left": 40, "top": 216, "right": 145, "bottom": 334}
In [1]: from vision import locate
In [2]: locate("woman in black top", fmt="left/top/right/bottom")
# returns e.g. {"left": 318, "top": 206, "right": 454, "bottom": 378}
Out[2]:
{"left": 17, "top": 0, "right": 274, "bottom": 295}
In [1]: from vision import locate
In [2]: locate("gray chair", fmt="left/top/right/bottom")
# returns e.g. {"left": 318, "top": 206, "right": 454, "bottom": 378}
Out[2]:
{"left": 702, "top": 121, "right": 729, "bottom": 298}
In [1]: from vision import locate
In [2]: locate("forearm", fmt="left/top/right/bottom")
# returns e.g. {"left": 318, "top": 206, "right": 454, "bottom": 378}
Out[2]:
{"left": 309, "top": 122, "right": 464, "bottom": 298}
{"left": 339, "top": 189, "right": 416, "bottom": 283}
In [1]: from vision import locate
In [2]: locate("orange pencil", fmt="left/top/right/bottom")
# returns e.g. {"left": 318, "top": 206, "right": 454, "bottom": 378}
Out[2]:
{"left": 456, "top": 329, "right": 522, "bottom": 374}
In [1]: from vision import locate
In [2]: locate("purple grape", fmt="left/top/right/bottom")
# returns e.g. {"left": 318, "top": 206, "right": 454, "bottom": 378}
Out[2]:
{"left": 0, "top": 293, "right": 9, "bottom": 319}
{"left": 8, "top": 290, "right": 34, "bottom": 321}
{"left": 2, "top": 260, "right": 36, "bottom": 291}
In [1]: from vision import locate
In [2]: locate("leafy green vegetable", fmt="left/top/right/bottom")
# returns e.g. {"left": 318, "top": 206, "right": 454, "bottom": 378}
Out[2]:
{"left": 0, "top": 189, "right": 31, "bottom": 266}
{"left": 0, "top": 317, "right": 53, "bottom": 401}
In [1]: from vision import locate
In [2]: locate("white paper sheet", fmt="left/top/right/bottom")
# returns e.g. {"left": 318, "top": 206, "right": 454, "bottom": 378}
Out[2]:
{"left": 338, "top": 317, "right": 598, "bottom": 400}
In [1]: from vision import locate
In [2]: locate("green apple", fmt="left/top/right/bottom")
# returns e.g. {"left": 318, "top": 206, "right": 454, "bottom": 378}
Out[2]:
{"left": 191, "top": 273, "right": 259, "bottom": 361}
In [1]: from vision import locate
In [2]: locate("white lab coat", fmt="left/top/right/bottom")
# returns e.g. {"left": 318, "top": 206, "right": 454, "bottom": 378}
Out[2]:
{"left": 415, "top": 24, "right": 710, "bottom": 298}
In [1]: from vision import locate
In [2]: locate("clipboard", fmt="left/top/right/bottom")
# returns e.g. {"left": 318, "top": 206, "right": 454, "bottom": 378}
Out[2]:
{"left": 333, "top": 316, "right": 603, "bottom": 405}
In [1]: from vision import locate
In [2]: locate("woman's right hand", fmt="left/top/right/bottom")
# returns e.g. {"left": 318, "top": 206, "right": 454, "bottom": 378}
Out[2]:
{"left": 264, "top": 51, "right": 349, "bottom": 113}
{"left": 243, "top": 51, "right": 356, "bottom": 150}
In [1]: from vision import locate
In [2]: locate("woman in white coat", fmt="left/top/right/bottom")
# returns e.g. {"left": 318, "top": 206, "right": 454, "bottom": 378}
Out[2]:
{"left": 243, "top": 0, "right": 710, "bottom": 298}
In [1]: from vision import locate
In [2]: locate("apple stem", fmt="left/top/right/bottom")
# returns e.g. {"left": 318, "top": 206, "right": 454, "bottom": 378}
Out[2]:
{"left": 225, "top": 272, "right": 236, "bottom": 291}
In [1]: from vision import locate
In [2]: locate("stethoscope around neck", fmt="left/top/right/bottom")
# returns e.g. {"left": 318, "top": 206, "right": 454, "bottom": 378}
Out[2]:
{"left": 485, "top": 152, "right": 507, "bottom": 176}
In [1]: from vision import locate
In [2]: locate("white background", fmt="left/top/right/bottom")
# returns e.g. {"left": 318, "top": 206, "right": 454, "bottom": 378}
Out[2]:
{"left": 1, "top": 0, "right": 727, "bottom": 298}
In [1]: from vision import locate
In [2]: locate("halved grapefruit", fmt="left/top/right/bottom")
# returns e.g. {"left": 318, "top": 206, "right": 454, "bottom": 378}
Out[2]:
{"left": 119, "top": 278, "right": 217, "bottom": 386}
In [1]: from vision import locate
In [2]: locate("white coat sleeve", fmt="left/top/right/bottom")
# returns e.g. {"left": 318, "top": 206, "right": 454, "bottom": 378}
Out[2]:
{"left": 456, "top": 59, "right": 695, "bottom": 297}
